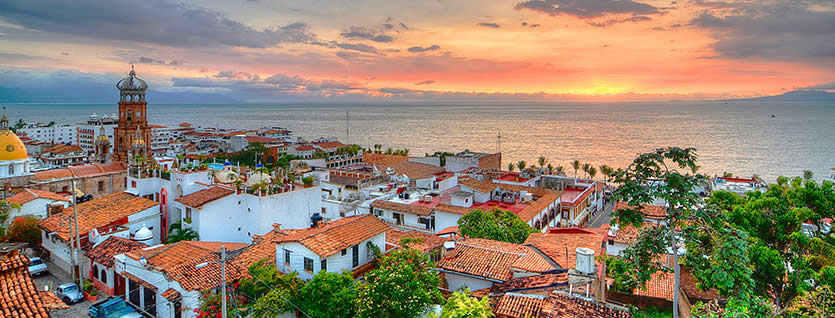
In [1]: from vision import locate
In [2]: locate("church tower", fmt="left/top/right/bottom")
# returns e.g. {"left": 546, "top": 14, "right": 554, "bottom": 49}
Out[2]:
{"left": 94, "top": 125, "right": 110, "bottom": 163}
{"left": 112, "top": 66, "right": 152, "bottom": 164}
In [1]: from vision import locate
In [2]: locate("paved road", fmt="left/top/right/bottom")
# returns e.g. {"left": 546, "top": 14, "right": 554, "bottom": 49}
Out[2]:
{"left": 585, "top": 201, "right": 615, "bottom": 228}
{"left": 33, "top": 259, "right": 91, "bottom": 318}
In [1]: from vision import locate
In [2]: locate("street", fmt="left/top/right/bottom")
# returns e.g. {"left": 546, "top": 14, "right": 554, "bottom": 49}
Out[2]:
{"left": 585, "top": 201, "right": 614, "bottom": 228}
{"left": 33, "top": 259, "right": 91, "bottom": 318}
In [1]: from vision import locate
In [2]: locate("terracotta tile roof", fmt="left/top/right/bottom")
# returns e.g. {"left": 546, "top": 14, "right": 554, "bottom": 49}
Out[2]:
{"left": 459, "top": 178, "right": 500, "bottom": 193}
{"left": 0, "top": 254, "right": 50, "bottom": 318}
{"left": 161, "top": 289, "right": 181, "bottom": 301}
{"left": 634, "top": 272, "right": 675, "bottom": 301}
{"left": 41, "top": 144, "right": 83, "bottom": 155}
{"left": 376, "top": 161, "right": 445, "bottom": 179}
{"left": 272, "top": 214, "right": 390, "bottom": 258}
{"left": 39, "top": 291, "right": 69, "bottom": 310}
{"left": 494, "top": 293, "right": 546, "bottom": 318}
{"left": 370, "top": 199, "right": 433, "bottom": 216}
{"left": 524, "top": 227, "right": 609, "bottom": 269}
{"left": 385, "top": 229, "right": 445, "bottom": 253}
{"left": 362, "top": 153, "right": 409, "bottom": 165}
{"left": 436, "top": 238, "right": 554, "bottom": 282}
{"left": 295, "top": 145, "right": 315, "bottom": 151}
{"left": 121, "top": 272, "right": 157, "bottom": 291}
{"left": 7, "top": 188, "right": 70, "bottom": 205}
{"left": 352, "top": 260, "right": 377, "bottom": 278}
{"left": 84, "top": 236, "right": 148, "bottom": 267}
{"left": 125, "top": 241, "right": 248, "bottom": 291}
{"left": 38, "top": 192, "right": 159, "bottom": 241}
{"left": 538, "top": 293, "right": 632, "bottom": 318}
{"left": 615, "top": 202, "right": 666, "bottom": 220}
{"left": 230, "top": 229, "right": 287, "bottom": 278}
{"left": 470, "top": 287, "right": 491, "bottom": 298}
{"left": 490, "top": 272, "right": 568, "bottom": 295}
{"left": 175, "top": 187, "right": 234, "bottom": 208}
{"left": 244, "top": 136, "right": 283, "bottom": 144}
{"left": 610, "top": 222, "right": 660, "bottom": 245}
{"left": 516, "top": 193, "right": 559, "bottom": 223}
{"left": 312, "top": 141, "right": 345, "bottom": 149}
{"left": 434, "top": 204, "right": 472, "bottom": 215}
{"left": 33, "top": 163, "right": 125, "bottom": 182}
{"left": 436, "top": 226, "right": 460, "bottom": 236}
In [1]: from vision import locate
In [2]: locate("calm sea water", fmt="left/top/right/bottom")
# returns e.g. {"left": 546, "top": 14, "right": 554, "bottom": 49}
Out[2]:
{"left": 5, "top": 101, "right": 834, "bottom": 182}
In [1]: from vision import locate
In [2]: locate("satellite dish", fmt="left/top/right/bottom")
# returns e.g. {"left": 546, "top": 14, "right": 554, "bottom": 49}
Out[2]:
{"left": 139, "top": 257, "right": 147, "bottom": 266}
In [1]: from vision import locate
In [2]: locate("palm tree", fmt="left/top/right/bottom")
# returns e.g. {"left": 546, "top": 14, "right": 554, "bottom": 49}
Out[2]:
{"left": 582, "top": 163, "right": 590, "bottom": 178}
{"left": 166, "top": 221, "right": 199, "bottom": 243}
{"left": 508, "top": 162, "right": 515, "bottom": 172}
{"left": 803, "top": 169, "right": 814, "bottom": 180}
{"left": 599, "top": 165, "right": 614, "bottom": 181}
{"left": 517, "top": 160, "right": 527, "bottom": 171}
{"left": 556, "top": 165, "right": 565, "bottom": 174}
{"left": 546, "top": 163, "right": 554, "bottom": 173}
{"left": 572, "top": 160, "right": 581, "bottom": 178}
{"left": 538, "top": 156, "right": 547, "bottom": 169}
{"left": 588, "top": 166, "right": 597, "bottom": 180}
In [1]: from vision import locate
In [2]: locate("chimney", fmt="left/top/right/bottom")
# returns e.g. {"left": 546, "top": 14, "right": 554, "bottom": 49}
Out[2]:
{"left": 442, "top": 241, "right": 456, "bottom": 259}
{"left": 272, "top": 223, "right": 282, "bottom": 232}
{"left": 252, "top": 234, "right": 264, "bottom": 244}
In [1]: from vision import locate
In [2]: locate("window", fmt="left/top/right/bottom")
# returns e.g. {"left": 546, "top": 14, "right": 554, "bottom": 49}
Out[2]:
{"left": 341, "top": 249, "right": 347, "bottom": 256}
{"left": 321, "top": 207, "right": 327, "bottom": 214}
{"left": 303, "top": 257, "right": 314, "bottom": 272}
{"left": 373, "top": 209, "right": 384, "bottom": 217}
{"left": 284, "top": 250, "right": 290, "bottom": 264}
{"left": 562, "top": 209, "right": 569, "bottom": 219}
{"left": 92, "top": 264, "right": 99, "bottom": 279}
{"left": 100, "top": 269, "right": 107, "bottom": 284}
{"left": 608, "top": 240, "right": 614, "bottom": 246}
{"left": 185, "top": 208, "right": 192, "bottom": 220}
{"left": 352, "top": 245, "right": 359, "bottom": 267}
{"left": 321, "top": 259, "right": 327, "bottom": 271}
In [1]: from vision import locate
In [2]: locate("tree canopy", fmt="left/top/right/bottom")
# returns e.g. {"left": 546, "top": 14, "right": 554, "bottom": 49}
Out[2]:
{"left": 294, "top": 271, "right": 357, "bottom": 318}
{"left": 356, "top": 248, "right": 443, "bottom": 317}
{"left": 457, "top": 208, "right": 536, "bottom": 244}
{"left": 439, "top": 289, "right": 493, "bottom": 318}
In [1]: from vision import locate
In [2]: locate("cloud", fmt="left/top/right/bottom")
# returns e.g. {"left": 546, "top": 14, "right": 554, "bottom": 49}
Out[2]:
{"left": 416, "top": 80, "right": 435, "bottom": 85}
{"left": 131, "top": 56, "right": 181, "bottom": 65}
{"left": 60, "top": 52, "right": 70, "bottom": 56}
{"left": 407, "top": 45, "right": 441, "bottom": 53}
{"left": 521, "top": 22, "right": 541, "bottom": 28}
{"left": 477, "top": 22, "right": 500, "bottom": 28}
{"left": 515, "top": 0, "right": 660, "bottom": 18}
{"left": 215, "top": 71, "right": 260, "bottom": 81}
{"left": 588, "top": 16, "right": 652, "bottom": 27}
{"left": 335, "top": 42, "right": 380, "bottom": 54}
{"left": 340, "top": 26, "right": 394, "bottom": 43}
{"left": 0, "top": 0, "right": 315, "bottom": 48}
{"left": 530, "top": 24, "right": 541, "bottom": 27}
{"left": 691, "top": 5, "right": 835, "bottom": 61}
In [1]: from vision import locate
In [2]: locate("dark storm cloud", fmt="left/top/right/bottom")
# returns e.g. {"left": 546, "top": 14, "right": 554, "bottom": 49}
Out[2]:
{"left": 515, "top": 0, "right": 660, "bottom": 18}
{"left": 407, "top": 45, "right": 441, "bottom": 53}
{"left": 588, "top": 16, "right": 652, "bottom": 27}
{"left": 477, "top": 22, "right": 501, "bottom": 28}
{"left": 691, "top": 7, "right": 835, "bottom": 60}
{"left": 0, "top": 0, "right": 315, "bottom": 48}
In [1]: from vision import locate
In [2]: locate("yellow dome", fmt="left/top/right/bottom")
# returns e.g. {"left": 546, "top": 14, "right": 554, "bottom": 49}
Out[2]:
{"left": 0, "top": 130, "right": 28, "bottom": 161}
{"left": 97, "top": 134, "right": 109, "bottom": 142}
{"left": 133, "top": 137, "right": 145, "bottom": 145}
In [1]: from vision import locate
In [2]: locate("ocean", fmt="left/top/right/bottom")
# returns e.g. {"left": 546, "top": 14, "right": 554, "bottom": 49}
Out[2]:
{"left": 5, "top": 101, "right": 834, "bottom": 182}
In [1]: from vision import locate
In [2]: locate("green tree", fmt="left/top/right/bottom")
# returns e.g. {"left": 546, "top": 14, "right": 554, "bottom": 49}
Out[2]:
{"left": 610, "top": 147, "right": 706, "bottom": 318}
{"left": 572, "top": 160, "right": 581, "bottom": 178}
{"left": 803, "top": 169, "right": 814, "bottom": 180}
{"left": 356, "top": 248, "right": 443, "bottom": 318}
{"left": 457, "top": 208, "right": 536, "bottom": 244}
{"left": 587, "top": 166, "right": 597, "bottom": 180}
{"left": 0, "top": 200, "right": 19, "bottom": 238}
{"left": 582, "top": 163, "right": 590, "bottom": 178}
{"left": 599, "top": 165, "right": 615, "bottom": 181}
{"left": 294, "top": 271, "right": 357, "bottom": 318}
{"left": 237, "top": 260, "right": 304, "bottom": 317}
{"left": 165, "top": 221, "right": 199, "bottom": 243}
{"left": 537, "top": 156, "right": 547, "bottom": 169}
{"left": 440, "top": 288, "right": 493, "bottom": 318}
{"left": 517, "top": 160, "right": 527, "bottom": 171}
{"left": 507, "top": 162, "right": 515, "bottom": 172}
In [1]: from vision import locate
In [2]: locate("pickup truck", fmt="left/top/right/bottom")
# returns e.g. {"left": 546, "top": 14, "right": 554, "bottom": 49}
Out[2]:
{"left": 88, "top": 297, "right": 144, "bottom": 318}
{"left": 28, "top": 257, "right": 48, "bottom": 276}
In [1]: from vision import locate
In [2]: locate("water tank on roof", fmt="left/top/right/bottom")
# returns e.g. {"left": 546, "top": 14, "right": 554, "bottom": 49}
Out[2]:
{"left": 575, "top": 247, "right": 595, "bottom": 275}
{"left": 133, "top": 226, "right": 154, "bottom": 243}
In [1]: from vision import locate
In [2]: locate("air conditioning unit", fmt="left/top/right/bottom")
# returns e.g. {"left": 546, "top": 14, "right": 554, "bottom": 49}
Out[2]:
{"left": 575, "top": 247, "right": 595, "bottom": 275}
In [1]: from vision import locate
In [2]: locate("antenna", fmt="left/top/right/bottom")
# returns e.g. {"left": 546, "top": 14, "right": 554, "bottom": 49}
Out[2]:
{"left": 497, "top": 130, "right": 502, "bottom": 153}
{"left": 346, "top": 111, "right": 350, "bottom": 145}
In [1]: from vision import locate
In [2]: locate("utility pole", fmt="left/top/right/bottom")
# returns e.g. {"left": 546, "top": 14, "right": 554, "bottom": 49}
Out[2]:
{"left": 220, "top": 245, "right": 227, "bottom": 318}
{"left": 346, "top": 111, "right": 350, "bottom": 145}
{"left": 70, "top": 172, "right": 83, "bottom": 290}
{"left": 497, "top": 131, "right": 502, "bottom": 153}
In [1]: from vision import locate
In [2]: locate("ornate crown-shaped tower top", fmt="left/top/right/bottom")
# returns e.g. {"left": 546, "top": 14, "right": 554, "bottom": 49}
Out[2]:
{"left": 116, "top": 65, "right": 148, "bottom": 102}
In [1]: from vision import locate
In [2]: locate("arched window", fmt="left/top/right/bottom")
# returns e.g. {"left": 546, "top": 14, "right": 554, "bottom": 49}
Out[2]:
{"left": 92, "top": 264, "right": 99, "bottom": 279}
{"left": 127, "top": 111, "right": 132, "bottom": 121}
{"left": 100, "top": 269, "right": 107, "bottom": 284}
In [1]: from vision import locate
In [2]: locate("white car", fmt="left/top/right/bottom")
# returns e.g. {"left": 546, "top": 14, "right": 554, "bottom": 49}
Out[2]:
{"left": 28, "top": 257, "right": 48, "bottom": 276}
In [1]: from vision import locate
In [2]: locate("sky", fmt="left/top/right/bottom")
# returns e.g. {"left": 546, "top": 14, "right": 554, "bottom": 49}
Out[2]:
{"left": 0, "top": 0, "right": 834, "bottom": 102}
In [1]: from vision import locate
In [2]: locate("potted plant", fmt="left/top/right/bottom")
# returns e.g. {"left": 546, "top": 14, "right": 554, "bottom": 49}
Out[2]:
{"left": 82, "top": 280, "right": 98, "bottom": 301}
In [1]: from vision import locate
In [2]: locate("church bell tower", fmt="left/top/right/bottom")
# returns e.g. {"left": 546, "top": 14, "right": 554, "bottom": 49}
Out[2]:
{"left": 112, "top": 66, "right": 152, "bottom": 164}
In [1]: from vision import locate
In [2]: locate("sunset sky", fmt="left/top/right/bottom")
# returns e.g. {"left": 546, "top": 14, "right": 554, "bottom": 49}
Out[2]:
{"left": 1, "top": 0, "right": 834, "bottom": 102}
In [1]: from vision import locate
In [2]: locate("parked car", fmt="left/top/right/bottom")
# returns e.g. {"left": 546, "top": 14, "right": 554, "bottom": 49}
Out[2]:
{"left": 28, "top": 257, "right": 48, "bottom": 276}
{"left": 55, "top": 283, "right": 84, "bottom": 304}
{"left": 89, "top": 297, "right": 143, "bottom": 318}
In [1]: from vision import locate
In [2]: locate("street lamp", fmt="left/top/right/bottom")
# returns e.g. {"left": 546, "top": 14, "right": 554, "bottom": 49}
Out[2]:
{"left": 195, "top": 245, "right": 227, "bottom": 318}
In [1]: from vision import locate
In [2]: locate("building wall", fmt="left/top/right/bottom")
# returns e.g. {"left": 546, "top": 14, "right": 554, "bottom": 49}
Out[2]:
{"left": 435, "top": 211, "right": 463, "bottom": 233}
{"left": 33, "top": 171, "right": 126, "bottom": 198}
{"left": 115, "top": 254, "right": 203, "bottom": 318}
{"left": 276, "top": 232, "right": 385, "bottom": 280}
{"left": 415, "top": 176, "right": 435, "bottom": 190}
{"left": 606, "top": 241, "right": 628, "bottom": 256}
{"left": 446, "top": 157, "right": 480, "bottom": 173}
{"left": 437, "top": 175, "right": 458, "bottom": 192}
{"left": 408, "top": 157, "right": 441, "bottom": 167}
{"left": 478, "top": 153, "right": 501, "bottom": 171}
{"left": 20, "top": 124, "right": 77, "bottom": 144}
{"left": 10, "top": 198, "right": 68, "bottom": 223}
{"left": 444, "top": 272, "right": 494, "bottom": 292}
